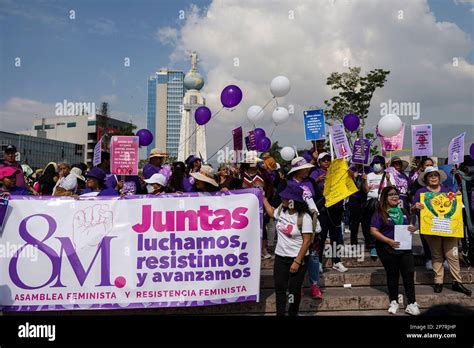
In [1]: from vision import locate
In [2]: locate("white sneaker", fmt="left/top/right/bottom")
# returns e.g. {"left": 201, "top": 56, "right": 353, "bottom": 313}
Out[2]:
{"left": 405, "top": 302, "right": 421, "bottom": 316}
{"left": 443, "top": 260, "right": 449, "bottom": 270}
{"left": 332, "top": 262, "right": 348, "bottom": 273}
{"left": 388, "top": 300, "right": 399, "bottom": 314}
{"left": 425, "top": 260, "right": 433, "bottom": 271}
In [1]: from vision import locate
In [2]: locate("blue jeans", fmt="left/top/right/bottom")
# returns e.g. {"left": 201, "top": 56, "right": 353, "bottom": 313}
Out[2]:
{"left": 308, "top": 249, "right": 320, "bottom": 285}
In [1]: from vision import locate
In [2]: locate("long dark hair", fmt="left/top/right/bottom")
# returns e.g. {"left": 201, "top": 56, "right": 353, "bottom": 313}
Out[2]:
{"left": 38, "top": 163, "right": 57, "bottom": 195}
{"left": 377, "top": 186, "right": 409, "bottom": 225}
{"left": 169, "top": 161, "right": 185, "bottom": 192}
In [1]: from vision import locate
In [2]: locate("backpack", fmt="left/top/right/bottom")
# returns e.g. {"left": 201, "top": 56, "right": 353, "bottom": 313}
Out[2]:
{"left": 276, "top": 205, "right": 321, "bottom": 243}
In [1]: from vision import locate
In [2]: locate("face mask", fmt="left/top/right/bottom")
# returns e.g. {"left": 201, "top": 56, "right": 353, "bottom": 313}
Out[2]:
{"left": 146, "top": 184, "right": 154, "bottom": 194}
{"left": 373, "top": 164, "right": 383, "bottom": 173}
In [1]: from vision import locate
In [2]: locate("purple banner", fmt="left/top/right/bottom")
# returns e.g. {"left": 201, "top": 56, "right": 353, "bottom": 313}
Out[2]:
{"left": 411, "top": 124, "right": 433, "bottom": 157}
{"left": 232, "top": 127, "right": 243, "bottom": 151}
{"left": 352, "top": 139, "right": 371, "bottom": 165}
{"left": 248, "top": 130, "right": 257, "bottom": 151}
{"left": 0, "top": 197, "right": 8, "bottom": 230}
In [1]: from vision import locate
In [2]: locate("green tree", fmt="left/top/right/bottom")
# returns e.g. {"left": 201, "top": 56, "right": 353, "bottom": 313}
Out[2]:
{"left": 324, "top": 67, "right": 390, "bottom": 153}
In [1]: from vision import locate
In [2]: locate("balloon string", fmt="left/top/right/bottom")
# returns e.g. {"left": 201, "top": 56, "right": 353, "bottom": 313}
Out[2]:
{"left": 251, "top": 96, "right": 275, "bottom": 131}
{"left": 207, "top": 137, "right": 233, "bottom": 162}
{"left": 178, "top": 106, "right": 225, "bottom": 150}
{"left": 270, "top": 124, "right": 277, "bottom": 137}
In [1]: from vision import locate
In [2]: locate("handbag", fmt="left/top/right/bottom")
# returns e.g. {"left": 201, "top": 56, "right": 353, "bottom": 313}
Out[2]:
{"left": 362, "top": 172, "right": 386, "bottom": 214}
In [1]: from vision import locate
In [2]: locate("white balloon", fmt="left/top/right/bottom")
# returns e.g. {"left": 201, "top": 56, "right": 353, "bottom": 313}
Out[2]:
{"left": 272, "top": 107, "right": 290, "bottom": 125}
{"left": 246, "top": 105, "right": 264, "bottom": 123}
{"left": 280, "top": 147, "right": 296, "bottom": 161}
{"left": 270, "top": 76, "right": 291, "bottom": 97}
{"left": 378, "top": 113, "right": 403, "bottom": 137}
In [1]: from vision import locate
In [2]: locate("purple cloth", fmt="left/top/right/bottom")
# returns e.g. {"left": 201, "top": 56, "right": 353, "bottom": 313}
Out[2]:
{"left": 0, "top": 187, "right": 29, "bottom": 196}
{"left": 309, "top": 167, "right": 326, "bottom": 192}
{"left": 105, "top": 175, "right": 142, "bottom": 195}
{"left": 413, "top": 185, "right": 449, "bottom": 205}
{"left": 0, "top": 161, "right": 26, "bottom": 188}
{"left": 370, "top": 209, "right": 409, "bottom": 240}
{"left": 81, "top": 188, "right": 119, "bottom": 196}
{"left": 289, "top": 177, "right": 315, "bottom": 198}
{"left": 183, "top": 176, "right": 193, "bottom": 192}
{"left": 143, "top": 163, "right": 162, "bottom": 180}
{"left": 386, "top": 168, "right": 410, "bottom": 209}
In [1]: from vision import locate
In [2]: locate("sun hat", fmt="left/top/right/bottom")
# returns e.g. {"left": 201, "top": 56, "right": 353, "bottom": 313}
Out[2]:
{"left": 0, "top": 167, "right": 19, "bottom": 180}
{"left": 240, "top": 151, "right": 263, "bottom": 164}
{"left": 279, "top": 181, "right": 305, "bottom": 202}
{"left": 149, "top": 148, "right": 169, "bottom": 158}
{"left": 418, "top": 166, "right": 448, "bottom": 186}
{"left": 70, "top": 167, "right": 86, "bottom": 181}
{"left": 190, "top": 165, "right": 219, "bottom": 187}
{"left": 84, "top": 167, "right": 106, "bottom": 182}
{"left": 390, "top": 156, "right": 409, "bottom": 171}
{"left": 287, "top": 157, "right": 314, "bottom": 175}
{"left": 317, "top": 152, "right": 331, "bottom": 163}
{"left": 144, "top": 173, "right": 168, "bottom": 186}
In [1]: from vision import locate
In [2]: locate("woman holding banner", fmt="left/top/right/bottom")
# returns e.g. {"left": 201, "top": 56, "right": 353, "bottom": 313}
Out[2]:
{"left": 310, "top": 152, "right": 348, "bottom": 273}
{"left": 412, "top": 167, "right": 471, "bottom": 296}
{"left": 370, "top": 186, "right": 420, "bottom": 315}
{"left": 263, "top": 184, "right": 313, "bottom": 316}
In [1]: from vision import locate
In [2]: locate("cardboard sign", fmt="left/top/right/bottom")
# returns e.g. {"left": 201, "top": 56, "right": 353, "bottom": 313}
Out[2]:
{"left": 330, "top": 124, "right": 352, "bottom": 159}
{"left": 304, "top": 109, "right": 326, "bottom": 141}
{"left": 411, "top": 124, "right": 433, "bottom": 157}
{"left": 110, "top": 136, "right": 139, "bottom": 176}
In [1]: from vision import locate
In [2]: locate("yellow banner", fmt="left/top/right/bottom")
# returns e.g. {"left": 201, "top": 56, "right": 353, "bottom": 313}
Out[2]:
{"left": 420, "top": 192, "right": 464, "bottom": 237}
{"left": 323, "top": 158, "right": 358, "bottom": 208}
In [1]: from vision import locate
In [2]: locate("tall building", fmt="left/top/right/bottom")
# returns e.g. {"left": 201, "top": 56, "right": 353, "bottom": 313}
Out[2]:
{"left": 178, "top": 51, "right": 207, "bottom": 162}
{"left": 146, "top": 69, "right": 185, "bottom": 157}
{"left": 18, "top": 114, "right": 134, "bottom": 166}
{"left": 1, "top": 130, "right": 84, "bottom": 169}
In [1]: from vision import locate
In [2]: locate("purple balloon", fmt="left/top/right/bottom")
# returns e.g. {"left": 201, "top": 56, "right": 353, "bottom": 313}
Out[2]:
{"left": 195, "top": 106, "right": 212, "bottom": 125}
{"left": 254, "top": 128, "right": 266, "bottom": 141}
{"left": 257, "top": 137, "right": 271, "bottom": 152}
{"left": 470, "top": 143, "right": 474, "bottom": 160}
{"left": 136, "top": 129, "right": 154, "bottom": 147}
{"left": 343, "top": 113, "right": 360, "bottom": 132}
{"left": 220, "top": 85, "right": 243, "bottom": 108}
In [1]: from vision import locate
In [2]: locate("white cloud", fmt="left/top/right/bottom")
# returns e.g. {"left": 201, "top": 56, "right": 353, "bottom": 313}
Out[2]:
{"left": 0, "top": 98, "right": 56, "bottom": 132}
{"left": 154, "top": 27, "right": 179, "bottom": 45}
{"left": 88, "top": 18, "right": 118, "bottom": 36}
{"left": 162, "top": 0, "right": 474, "bottom": 157}
{"left": 454, "top": 0, "right": 474, "bottom": 11}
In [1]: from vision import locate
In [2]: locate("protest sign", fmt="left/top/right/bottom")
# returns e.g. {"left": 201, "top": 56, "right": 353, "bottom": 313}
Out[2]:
{"left": 110, "top": 136, "right": 139, "bottom": 176}
{"left": 303, "top": 109, "right": 326, "bottom": 141}
{"left": 330, "top": 124, "right": 352, "bottom": 159}
{"left": 411, "top": 124, "right": 433, "bottom": 157}
{"left": 352, "top": 139, "right": 371, "bottom": 165}
{"left": 0, "top": 190, "right": 262, "bottom": 311}
{"left": 232, "top": 127, "right": 243, "bottom": 152}
{"left": 448, "top": 132, "right": 465, "bottom": 165}
{"left": 323, "top": 158, "right": 358, "bottom": 207}
{"left": 93, "top": 135, "right": 103, "bottom": 167}
{"left": 381, "top": 124, "right": 405, "bottom": 156}
{"left": 420, "top": 192, "right": 463, "bottom": 238}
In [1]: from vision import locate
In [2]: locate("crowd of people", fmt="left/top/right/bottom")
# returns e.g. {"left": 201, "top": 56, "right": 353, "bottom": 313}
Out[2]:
{"left": 1, "top": 139, "right": 473, "bottom": 316}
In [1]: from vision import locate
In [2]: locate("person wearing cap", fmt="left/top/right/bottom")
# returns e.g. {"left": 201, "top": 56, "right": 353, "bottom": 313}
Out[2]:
{"left": 262, "top": 184, "right": 313, "bottom": 316}
{"left": 53, "top": 162, "right": 79, "bottom": 196}
{"left": 143, "top": 148, "right": 168, "bottom": 180}
{"left": 386, "top": 156, "right": 410, "bottom": 210}
{"left": 0, "top": 167, "right": 30, "bottom": 196}
{"left": 37, "top": 162, "right": 59, "bottom": 195}
{"left": 238, "top": 151, "right": 274, "bottom": 259}
{"left": 309, "top": 152, "right": 348, "bottom": 273}
{"left": 144, "top": 173, "right": 169, "bottom": 195}
{"left": 80, "top": 167, "right": 119, "bottom": 197}
{"left": 412, "top": 166, "right": 471, "bottom": 296}
{"left": 190, "top": 165, "right": 219, "bottom": 192}
{"left": 0, "top": 145, "right": 38, "bottom": 195}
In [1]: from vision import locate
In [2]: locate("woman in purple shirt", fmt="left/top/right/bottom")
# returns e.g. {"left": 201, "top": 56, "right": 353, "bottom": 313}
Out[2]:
{"left": 371, "top": 186, "right": 419, "bottom": 315}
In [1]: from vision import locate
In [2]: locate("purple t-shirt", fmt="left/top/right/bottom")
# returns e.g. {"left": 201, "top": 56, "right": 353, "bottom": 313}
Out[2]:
{"left": 309, "top": 167, "right": 326, "bottom": 192}
{"left": 413, "top": 185, "right": 449, "bottom": 205}
{"left": 143, "top": 163, "right": 162, "bottom": 180}
{"left": 105, "top": 175, "right": 142, "bottom": 195}
{"left": 81, "top": 188, "right": 119, "bottom": 196}
{"left": 371, "top": 209, "right": 409, "bottom": 240}
{"left": 0, "top": 187, "right": 29, "bottom": 196}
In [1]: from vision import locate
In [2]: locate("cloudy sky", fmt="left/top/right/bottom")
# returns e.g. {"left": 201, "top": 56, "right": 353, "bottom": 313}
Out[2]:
{"left": 1, "top": 0, "right": 473, "bottom": 159}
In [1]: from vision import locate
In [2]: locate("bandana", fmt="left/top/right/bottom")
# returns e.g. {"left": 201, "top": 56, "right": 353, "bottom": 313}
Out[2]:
{"left": 388, "top": 206, "right": 404, "bottom": 225}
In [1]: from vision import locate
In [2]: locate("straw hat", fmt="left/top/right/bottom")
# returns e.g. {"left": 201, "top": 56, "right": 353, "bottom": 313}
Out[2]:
{"left": 149, "top": 148, "right": 168, "bottom": 158}
{"left": 418, "top": 166, "right": 448, "bottom": 186}
{"left": 190, "top": 165, "right": 219, "bottom": 187}
{"left": 389, "top": 156, "right": 409, "bottom": 171}
{"left": 287, "top": 157, "right": 314, "bottom": 175}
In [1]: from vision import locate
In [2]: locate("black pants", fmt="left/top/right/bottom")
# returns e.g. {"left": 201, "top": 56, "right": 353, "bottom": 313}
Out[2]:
{"left": 274, "top": 255, "right": 309, "bottom": 316}
{"left": 376, "top": 241, "right": 416, "bottom": 304}
{"left": 349, "top": 202, "right": 374, "bottom": 248}
{"left": 318, "top": 208, "right": 344, "bottom": 263}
